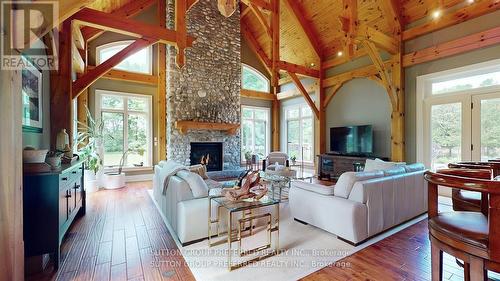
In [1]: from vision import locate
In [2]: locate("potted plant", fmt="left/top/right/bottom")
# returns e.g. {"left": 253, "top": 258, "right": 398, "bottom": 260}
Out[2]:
{"left": 291, "top": 155, "right": 297, "bottom": 165}
{"left": 102, "top": 149, "right": 128, "bottom": 190}
{"left": 76, "top": 106, "right": 104, "bottom": 193}
{"left": 244, "top": 150, "right": 252, "bottom": 168}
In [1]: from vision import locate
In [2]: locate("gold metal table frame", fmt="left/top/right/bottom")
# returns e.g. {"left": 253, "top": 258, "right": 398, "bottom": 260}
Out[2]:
{"left": 208, "top": 196, "right": 280, "bottom": 271}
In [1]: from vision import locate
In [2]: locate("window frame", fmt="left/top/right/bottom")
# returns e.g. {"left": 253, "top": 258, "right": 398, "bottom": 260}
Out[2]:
{"left": 240, "top": 105, "right": 271, "bottom": 162}
{"left": 95, "top": 89, "right": 153, "bottom": 171}
{"left": 283, "top": 103, "right": 315, "bottom": 163}
{"left": 241, "top": 64, "right": 271, "bottom": 93}
{"left": 96, "top": 40, "right": 153, "bottom": 75}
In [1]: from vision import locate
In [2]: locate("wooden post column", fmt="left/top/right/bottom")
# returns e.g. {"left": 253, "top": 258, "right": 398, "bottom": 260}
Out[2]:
{"left": 271, "top": 0, "right": 280, "bottom": 151}
{"left": 391, "top": 54, "right": 405, "bottom": 162}
{"left": 50, "top": 20, "right": 73, "bottom": 149}
{"left": 318, "top": 62, "right": 326, "bottom": 155}
{"left": 157, "top": 0, "right": 167, "bottom": 161}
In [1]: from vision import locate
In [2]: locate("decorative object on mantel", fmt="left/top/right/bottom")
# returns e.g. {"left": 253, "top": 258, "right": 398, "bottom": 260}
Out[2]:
{"left": 22, "top": 147, "right": 48, "bottom": 163}
{"left": 217, "top": 0, "right": 237, "bottom": 17}
{"left": 175, "top": 120, "right": 240, "bottom": 135}
{"left": 56, "top": 129, "right": 69, "bottom": 151}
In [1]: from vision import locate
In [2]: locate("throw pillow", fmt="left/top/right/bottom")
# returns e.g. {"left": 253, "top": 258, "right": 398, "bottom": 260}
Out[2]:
{"left": 189, "top": 164, "right": 208, "bottom": 179}
{"left": 176, "top": 170, "right": 209, "bottom": 198}
{"left": 334, "top": 171, "right": 384, "bottom": 198}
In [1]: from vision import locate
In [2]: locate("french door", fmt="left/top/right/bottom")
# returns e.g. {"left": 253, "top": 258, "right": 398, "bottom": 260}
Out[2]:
{"left": 424, "top": 91, "right": 500, "bottom": 169}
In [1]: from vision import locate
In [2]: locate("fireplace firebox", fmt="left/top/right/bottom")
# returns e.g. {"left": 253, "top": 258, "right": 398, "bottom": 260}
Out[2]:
{"left": 190, "top": 142, "right": 223, "bottom": 171}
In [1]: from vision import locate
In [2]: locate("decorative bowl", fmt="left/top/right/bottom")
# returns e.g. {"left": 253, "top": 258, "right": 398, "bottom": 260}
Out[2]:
{"left": 23, "top": 148, "right": 48, "bottom": 163}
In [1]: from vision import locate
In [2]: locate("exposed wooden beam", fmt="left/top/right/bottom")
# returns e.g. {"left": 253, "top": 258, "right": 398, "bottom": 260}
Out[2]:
{"left": 402, "top": 0, "right": 500, "bottom": 41}
{"left": 241, "top": 21, "right": 272, "bottom": 75}
{"left": 271, "top": 0, "right": 280, "bottom": 87}
{"left": 73, "top": 8, "right": 195, "bottom": 46}
{"left": 81, "top": 0, "right": 155, "bottom": 42}
{"left": 158, "top": 0, "right": 167, "bottom": 162}
{"left": 249, "top": 3, "right": 272, "bottom": 38}
{"left": 72, "top": 23, "right": 85, "bottom": 50}
{"left": 85, "top": 65, "right": 158, "bottom": 85}
{"left": 241, "top": 89, "right": 276, "bottom": 100}
{"left": 71, "top": 41, "right": 85, "bottom": 74}
{"left": 323, "top": 83, "right": 343, "bottom": 107}
{"left": 241, "top": 6, "right": 251, "bottom": 18}
{"left": 288, "top": 72, "right": 319, "bottom": 118}
{"left": 277, "top": 82, "right": 318, "bottom": 100}
{"left": 73, "top": 38, "right": 157, "bottom": 99}
{"left": 241, "top": 0, "right": 272, "bottom": 11}
{"left": 318, "top": 61, "right": 326, "bottom": 154}
{"left": 357, "top": 24, "right": 398, "bottom": 55}
{"left": 278, "top": 61, "right": 319, "bottom": 78}
{"left": 379, "top": 0, "right": 402, "bottom": 35}
{"left": 323, "top": 59, "right": 395, "bottom": 88}
{"left": 403, "top": 26, "right": 500, "bottom": 67}
{"left": 27, "top": 0, "right": 95, "bottom": 47}
{"left": 175, "top": 0, "right": 188, "bottom": 67}
{"left": 283, "top": 0, "right": 323, "bottom": 59}
{"left": 391, "top": 53, "right": 405, "bottom": 162}
{"left": 340, "top": 0, "right": 358, "bottom": 58}
{"left": 362, "top": 40, "right": 397, "bottom": 108}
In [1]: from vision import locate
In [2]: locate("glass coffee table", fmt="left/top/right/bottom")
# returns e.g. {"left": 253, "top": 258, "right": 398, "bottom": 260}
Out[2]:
{"left": 208, "top": 195, "right": 280, "bottom": 271}
{"left": 260, "top": 171, "right": 294, "bottom": 201}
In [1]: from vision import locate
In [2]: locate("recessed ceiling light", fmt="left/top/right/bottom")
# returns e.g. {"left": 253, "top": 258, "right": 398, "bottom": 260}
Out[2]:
{"left": 432, "top": 9, "right": 441, "bottom": 19}
{"left": 310, "top": 63, "right": 315, "bottom": 67}
{"left": 337, "top": 51, "right": 343, "bottom": 57}
{"left": 467, "top": 0, "right": 474, "bottom": 3}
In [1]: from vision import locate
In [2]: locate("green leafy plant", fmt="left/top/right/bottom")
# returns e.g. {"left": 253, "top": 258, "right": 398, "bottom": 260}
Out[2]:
{"left": 291, "top": 155, "right": 297, "bottom": 162}
{"left": 244, "top": 150, "right": 252, "bottom": 161}
{"left": 76, "top": 106, "right": 104, "bottom": 174}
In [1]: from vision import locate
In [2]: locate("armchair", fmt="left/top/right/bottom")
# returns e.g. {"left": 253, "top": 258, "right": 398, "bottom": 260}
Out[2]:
{"left": 265, "top": 152, "right": 288, "bottom": 172}
{"left": 425, "top": 170, "right": 500, "bottom": 281}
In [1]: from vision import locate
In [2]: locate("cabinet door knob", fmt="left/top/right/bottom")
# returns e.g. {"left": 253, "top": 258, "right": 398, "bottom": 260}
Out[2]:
{"left": 72, "top": 171, "right": 77, "bottom": 174}
{"left": 74, "top": 184, "right": 80, "bottom": 189}
{"left": 62, "top": 177, "right": 68, "bottom": 181}
{"left": 65, "top": 190, "right": 72, "bottom": 198}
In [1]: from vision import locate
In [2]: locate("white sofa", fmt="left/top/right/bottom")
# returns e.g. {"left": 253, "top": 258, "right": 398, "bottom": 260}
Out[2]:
{"left": 152, "top": 162, "right": 273, "bottom": 245}
{"left": 289, "top": 163, "right": 427, "bottom": 245}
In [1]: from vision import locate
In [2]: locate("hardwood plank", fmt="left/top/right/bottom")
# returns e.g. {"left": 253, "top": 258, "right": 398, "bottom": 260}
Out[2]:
{"left": 97, "top": 241, "right": 113, "bottom": 264}
{"left": 110, "top": 262, "right": 127, "bottom": 281}
{"left": 112, "top": 230, "right": 126, "bottom": 266}
{"left": 93, "top": 262, "right": 111, "bottom": 281}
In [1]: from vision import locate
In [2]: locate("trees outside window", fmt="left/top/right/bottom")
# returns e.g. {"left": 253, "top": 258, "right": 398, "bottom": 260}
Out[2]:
{"left": 96, "top": 90, "right": 152, "bottom": 169}
{"left": 241, "top": 106, "right": 270, "bottom": 162}
{"left": 285, "top": 105, "right": 314, "bottom": 163}
{"left": 96, "top": 41, "right": 153, "bottom": 74}
{"left": 242, "top": 64, "right": 270, "bottom": 93}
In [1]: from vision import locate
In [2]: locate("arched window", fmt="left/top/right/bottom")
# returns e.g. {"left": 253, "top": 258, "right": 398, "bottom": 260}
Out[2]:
{"left": 96, "top": 41, "right": 153, "bottom": 74}
{"left": 242, "top": 64, "right": 270, "bottom": 92}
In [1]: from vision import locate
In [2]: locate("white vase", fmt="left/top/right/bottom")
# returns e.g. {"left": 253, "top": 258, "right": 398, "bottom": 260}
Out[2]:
{"left": 102, "top": 173, "right": 126, "bottom": 189}
{"left": 84, "top": 170, "right": 99, "bottom": 193}
{"left": 56, "top": 129, "right": 69, "bottom": 151}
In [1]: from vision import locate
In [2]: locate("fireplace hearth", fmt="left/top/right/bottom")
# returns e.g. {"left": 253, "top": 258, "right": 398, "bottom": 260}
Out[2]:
{"left": 190, "top": 142, "right": 223, "bottom": 171}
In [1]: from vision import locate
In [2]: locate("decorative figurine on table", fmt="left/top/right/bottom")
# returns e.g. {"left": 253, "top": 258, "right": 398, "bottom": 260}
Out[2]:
{"left": 222, "top": 171, "right": 268, "bottom": 201}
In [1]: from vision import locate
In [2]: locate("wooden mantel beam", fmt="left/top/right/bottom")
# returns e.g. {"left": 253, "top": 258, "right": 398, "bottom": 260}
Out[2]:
{"left": 80, "top": 0, "right": 155, "bottom": 42}
{"left": 283, "top": 0, "right": 323, "bottom": 59}
{"left": 72, "top": 38, "right": 158, "bottom": 99}
{"left": 288, "top": 72, "right": 319, "bottom": 119}
{"left": 402, "top": 0, "right": 500, "bottom": 41}
{"left": 73, "top": 8, "right": 195, "bottom": 46}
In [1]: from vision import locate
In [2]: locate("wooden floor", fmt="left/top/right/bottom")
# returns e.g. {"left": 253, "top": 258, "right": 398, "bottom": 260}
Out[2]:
{"left": 29, "top": 182, "right": 195, "bottom": 281}
{"left": 302, "top": 213, "right": 500, "bottom": 281}
{"left": 30, "top": 181, "right": 500, "bottom": 281}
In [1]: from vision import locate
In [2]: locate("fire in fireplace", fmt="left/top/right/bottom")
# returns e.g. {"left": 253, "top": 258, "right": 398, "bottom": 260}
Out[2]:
{"left": 190, "top": 142, "right": 223, "bottom": 171}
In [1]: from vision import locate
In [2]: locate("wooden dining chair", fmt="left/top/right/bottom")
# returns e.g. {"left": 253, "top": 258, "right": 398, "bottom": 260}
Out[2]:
{"left": 425, "top": 170, "right": 500, "bottom": 281}
{"left": 447, "top": 163, "right": 494, "bottom": 213}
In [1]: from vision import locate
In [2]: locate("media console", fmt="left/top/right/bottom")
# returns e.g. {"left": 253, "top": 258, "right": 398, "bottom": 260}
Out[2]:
{"left": 317, "top": 154, "right": 389, "bottom": 180}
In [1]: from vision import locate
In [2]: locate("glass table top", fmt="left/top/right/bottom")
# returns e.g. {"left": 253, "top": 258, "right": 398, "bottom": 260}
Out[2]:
{"left": 211, "top": 195, "right": 279, "bottom": 212}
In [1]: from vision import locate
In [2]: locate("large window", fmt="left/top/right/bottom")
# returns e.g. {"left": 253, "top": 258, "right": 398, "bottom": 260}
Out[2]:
{"left": 96, "top": 41, "right": 153, "bottom": 74}
{"left": 241, "top": 106, "right": 270, "bottom": 161}
{"left": 242, "top": 64, "right": 270, "bottom": 92}
{"left": 285, "top": 104, "right": 314, "bottom": 162}
{"left": 96, "top": 90, "right": 152, "bottom": 169}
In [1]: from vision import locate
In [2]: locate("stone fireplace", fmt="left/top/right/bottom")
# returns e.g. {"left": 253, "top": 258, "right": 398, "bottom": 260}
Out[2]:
{"left": 190, "top": 142, "right": 223, "bottom": 171}
{"left": 164, "top": 0, "right": 241, "bottom": 170}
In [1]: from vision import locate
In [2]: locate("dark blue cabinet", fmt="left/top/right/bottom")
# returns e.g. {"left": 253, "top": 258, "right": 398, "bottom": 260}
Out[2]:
{"left": 23, "top": 160, "right": 86, "bottom": 270}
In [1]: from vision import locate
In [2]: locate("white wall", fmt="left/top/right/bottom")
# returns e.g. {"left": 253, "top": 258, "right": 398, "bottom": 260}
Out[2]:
{"left": 326, "top": 78, "right": 391, "bottom": 157}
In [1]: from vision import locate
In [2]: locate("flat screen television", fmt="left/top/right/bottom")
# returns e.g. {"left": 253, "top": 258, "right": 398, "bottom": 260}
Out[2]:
{"left": 330, "top": 125, "right": 373, "bottom": 155}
